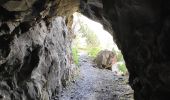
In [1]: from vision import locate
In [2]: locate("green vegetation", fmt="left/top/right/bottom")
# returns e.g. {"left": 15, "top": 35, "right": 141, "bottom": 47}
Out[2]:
{"left": 118, "top": 62, "right": 127, "bottom": 74}
{"left": 112, "top": 49, "right": 128, "bottom": 74}
{"left": 116, "top": 51, "right": 124, "bottom": 62}
{"left": 72, "top": 19, "right": 101, "bottom": 59}
{"left": 80, "top": 24, "right": 101, "bottom": 58}
{"left": 72, "top": 47, "right": 79, "bottom": 65}
{"left": 87, "top": 47, "right": 101, "bottom": 58}
{"left": 79, "top": 24, "right": 100, "bottom": 47}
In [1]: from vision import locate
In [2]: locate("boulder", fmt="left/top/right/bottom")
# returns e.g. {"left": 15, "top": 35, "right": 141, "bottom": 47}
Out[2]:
{"left": 94, "top": 50, "right": 116, "bottom": 70}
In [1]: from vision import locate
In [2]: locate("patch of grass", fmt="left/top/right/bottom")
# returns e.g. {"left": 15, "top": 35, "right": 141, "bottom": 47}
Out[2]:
{"left": 118, "top": 62, "right": 127, "bottom": 74}
{"left": 87, "top": 47, "right": 101, "bottom": 58}
{"left": 72, "top": 47, "right": 79, "bottom": 65}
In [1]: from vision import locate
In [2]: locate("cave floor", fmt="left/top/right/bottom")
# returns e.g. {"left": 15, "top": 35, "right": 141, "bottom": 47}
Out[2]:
{"left": 59, "top": 54, "right": 134, "bottom": 100}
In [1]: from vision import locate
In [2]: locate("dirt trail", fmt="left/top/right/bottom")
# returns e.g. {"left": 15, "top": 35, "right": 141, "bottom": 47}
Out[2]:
{"left": 59, "top": 54, "right": 133, "bottom": 100}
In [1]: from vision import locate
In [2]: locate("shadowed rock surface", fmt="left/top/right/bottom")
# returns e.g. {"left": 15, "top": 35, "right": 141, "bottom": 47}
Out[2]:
{"left": 0, "top": 16, "right": 74, "bottom": 100}
{"left": 80, "top": 0, "right": 170, "bottom": 99}
{"left": 0, "top": 0, "right": 170, "bottom": 100}
{"left": 0, "top": 0, "right": 79, "bottom": 99}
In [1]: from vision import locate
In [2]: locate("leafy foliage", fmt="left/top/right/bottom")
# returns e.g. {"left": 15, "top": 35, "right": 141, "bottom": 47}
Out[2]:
{"left": 87, "top": 47, "right": 101, "bottom": 58}
{"left": 118, "top": 62, "right": 127, "bottom": 74}
{"left": 74, "top": 20, "right": 101, "bottom": 58}
{"left": 79, "top": 23, "right": 100, "bottom": 47}
{"left": 112, "top": 48, "right": 127, "bottom": 74}
{"left": 116, "top": 51, "right": 124, "bottom": 62}
{"left": 72, "top": 47, "right": 79, "bottom": 65}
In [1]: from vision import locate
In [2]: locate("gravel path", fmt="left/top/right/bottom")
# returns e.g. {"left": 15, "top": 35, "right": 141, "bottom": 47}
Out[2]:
{"left": 59, "top": 54, "right": 134, "bottom": 100}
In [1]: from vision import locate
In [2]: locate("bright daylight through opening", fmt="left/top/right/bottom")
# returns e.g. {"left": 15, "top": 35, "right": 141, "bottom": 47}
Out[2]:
{"left": 60, "top": 12, "right": 134, "bottom": 100}
{"left": 71, "top": 12, "right": 127, "bottom": 75}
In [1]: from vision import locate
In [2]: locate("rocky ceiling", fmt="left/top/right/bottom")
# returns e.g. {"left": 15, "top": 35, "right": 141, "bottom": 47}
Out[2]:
{"left": 0, "top": 0, "right": 170, "bottom": 100}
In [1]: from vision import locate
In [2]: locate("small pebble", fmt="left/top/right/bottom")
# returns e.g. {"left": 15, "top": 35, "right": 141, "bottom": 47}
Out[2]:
{"left": 70, "top": 97, "right": 74, "bottom": 99}
{"left": 0, "top": 95, "right": 3, "bottom": 99}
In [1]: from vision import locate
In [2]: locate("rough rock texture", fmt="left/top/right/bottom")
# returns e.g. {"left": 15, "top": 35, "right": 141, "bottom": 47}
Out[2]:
{"left": 0, "top": 16, "right": 74, "bottom": 100}
{"left": 1, "top": 0, "right": 170, "bottom": 100}
{"left": 0, "top": 0, "right": 79, "bottom": 99}
{"left": 80, "top": 0, "right": 170, "bottom": 100}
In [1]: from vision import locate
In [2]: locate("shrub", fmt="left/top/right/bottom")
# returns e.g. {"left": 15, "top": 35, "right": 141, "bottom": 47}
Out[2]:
{"left": 72, "top": 47, "right": 79, "bottom": 65}
{"left": 79, "top": 21, "right": 100, "bottom": 48}
{"left": 116, "top": 51, "right": 124, "bottom": 62}
{"left": 112, "top": 48, "right": 127, "bottom": 74}
{"left": 118, "top": 62, "right": 127, "bottom": 74}
{"left": 87, "top": 47, "right": 101, "bottom": 58}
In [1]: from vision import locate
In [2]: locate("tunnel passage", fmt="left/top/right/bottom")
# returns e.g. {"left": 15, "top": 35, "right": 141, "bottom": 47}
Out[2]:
{"left": 0, "top": 0, "right": 170, "bottom": 100}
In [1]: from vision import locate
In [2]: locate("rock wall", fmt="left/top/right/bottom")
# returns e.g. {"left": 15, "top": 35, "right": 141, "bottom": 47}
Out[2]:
{"left": 0, "top": 0, "right": 78, "bottom": 99}
{"left": 0, "top": 16, "right": 74, "bottom": 100}
{"left": 80, "top": 0, "right": 170, "bottom": 100}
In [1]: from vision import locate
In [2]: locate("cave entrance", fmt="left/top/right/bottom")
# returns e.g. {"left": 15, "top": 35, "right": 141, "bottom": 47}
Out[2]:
{"left": 60, "top": 13, "right": 134, "bottom": 99}
{"left": 71, "top": 12, "right": 127, "bottom": 75}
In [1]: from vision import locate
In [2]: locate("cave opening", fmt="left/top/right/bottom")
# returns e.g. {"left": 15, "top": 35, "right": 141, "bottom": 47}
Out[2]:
{"left": 71, "top": 12, "right": 127, "bottom": 75}
{"left": 59, "top": 12, "right": 134, "bottom": 99}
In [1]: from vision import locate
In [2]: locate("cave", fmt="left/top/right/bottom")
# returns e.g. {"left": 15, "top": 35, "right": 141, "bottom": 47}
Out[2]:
{"left": 0, "top": 0, "right": 170, "bottom": 100}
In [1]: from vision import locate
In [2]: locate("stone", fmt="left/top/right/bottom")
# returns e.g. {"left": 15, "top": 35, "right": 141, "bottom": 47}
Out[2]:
{"left": 2, "top": 0, "right": 37, "bottom": 11}
{"left": 0, "top": 0, "right": 78, "bottom": 99}
{"left": 0, "top": 16, "right": 74, "bottom": 99}
{"left": 94, "top": 50, "right": 116, "bottom": 70}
